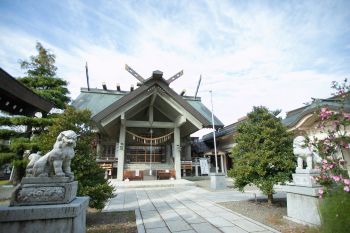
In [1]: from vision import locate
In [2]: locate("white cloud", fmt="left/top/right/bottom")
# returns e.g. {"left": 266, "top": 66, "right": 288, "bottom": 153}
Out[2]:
{"left": 0, "top": 0, "right": 349, "bottom": 131}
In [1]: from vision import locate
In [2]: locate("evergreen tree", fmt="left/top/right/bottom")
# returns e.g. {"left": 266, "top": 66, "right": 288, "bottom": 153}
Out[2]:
{"left": 228, "top": 106, "right": 295, "bottom": 203}
{"left": 35, "top": 106, "right": 114, "bottom": 210}
{"left": 18, "top": 42, "right": 70, "bottom": 109}
{"left": 0, "top": 42, "right": 68, "bottom": 183}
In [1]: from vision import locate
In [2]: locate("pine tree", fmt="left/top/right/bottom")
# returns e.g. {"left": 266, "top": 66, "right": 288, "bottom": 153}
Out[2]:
{"left": 18, "top": 42, "right": 70, "bottom": 109}
{"left": 0, "top": 42, "right": 68, "bottom": 183}
{"left": 228, "top": 106, "right": 295, "bottom": 203}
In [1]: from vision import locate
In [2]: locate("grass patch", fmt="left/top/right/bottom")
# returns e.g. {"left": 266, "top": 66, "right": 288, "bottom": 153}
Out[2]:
{"left": 87, "top": 210, "right": 137, "bottom": 233}
{"left": 219, "top": 199, "right": 321, "bottom": 233}
{"left": 0, "top": 180, "right": 11, "bottom": 186}
{"left": 0, "top": 199, "right": 9, "bottom": 205}
{"left": 319, "top": 187, "right": 350, "bottom": 233}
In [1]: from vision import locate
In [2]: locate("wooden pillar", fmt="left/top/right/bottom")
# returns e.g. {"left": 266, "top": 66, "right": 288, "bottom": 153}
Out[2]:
{"left": 174, "top": 127, "right": 181, "bottom": 179}
{"left": 117, "top": 120, "right": 126, "bottom": 181}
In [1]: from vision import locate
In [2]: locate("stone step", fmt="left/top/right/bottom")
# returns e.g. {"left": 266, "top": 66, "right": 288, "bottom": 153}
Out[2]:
{"left": 125, "top": 163, "right": 174, "bottom": 170}
{"left": 109, "top": 179, "right": 196, "bottom": 188}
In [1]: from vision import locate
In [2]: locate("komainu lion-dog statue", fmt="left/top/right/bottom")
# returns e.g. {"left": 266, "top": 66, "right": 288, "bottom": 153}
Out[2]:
{"left": 26, "top": 130, "right": 77, "bottom": 180}
{"left": 293, "top": 135, "right": 321, "bottom": 170}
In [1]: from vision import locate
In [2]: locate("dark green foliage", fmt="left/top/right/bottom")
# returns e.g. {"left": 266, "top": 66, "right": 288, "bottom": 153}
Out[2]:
{"left": 36, "top": 106, "right": 114, "bottom": 209}
{"left": 18, "top": 42, "right": 70, "bottom": 109}
{"left": 228, "top": 106, "right": 295, "bottom": 203}
{"left": 0, "top": 116, "right": 53, "bottom": 127}
{"left": 0, "top": 152, "right": 16, "bottom": 165}
{"left": 319, "top": 186, "right": 350, "bottom": 233}
{"left": 9, "top": 137, "right": 39, "bottom": 153}
{"left": 0, "top": 129, "right": 24, "bottom": 139}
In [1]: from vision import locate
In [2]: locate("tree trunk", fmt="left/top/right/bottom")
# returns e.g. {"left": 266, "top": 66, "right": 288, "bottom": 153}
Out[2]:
{"left": 267, "top": 193, "right": 273, "bottom": 204}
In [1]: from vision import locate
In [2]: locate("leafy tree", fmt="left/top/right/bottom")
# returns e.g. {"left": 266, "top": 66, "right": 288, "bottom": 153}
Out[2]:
{"left": 228, "top": 106, "right": 295, "bottom": 203}
{"left": 35, "top": 106, "right": 114, "bottom": 210}
{"left": 18, "top": 42, "right": 70, "bottom": 109}
{"left": 0, "top": 42, "right": 68, "bottom": 183}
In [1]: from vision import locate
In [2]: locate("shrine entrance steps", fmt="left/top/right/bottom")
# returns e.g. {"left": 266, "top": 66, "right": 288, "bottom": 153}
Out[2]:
{"left": 108, "top": 179, "right": 196, "bottom": 188}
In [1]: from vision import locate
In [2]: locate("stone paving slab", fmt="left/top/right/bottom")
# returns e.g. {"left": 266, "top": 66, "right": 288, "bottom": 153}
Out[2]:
{"left": 206, "top": 216, "right": 235, "bottom": 228}
{"left": 104, "top": 184, "right": 280, "bottom": 233}
{"left": 220, "top": 226, "right": 248, "bottom": 233}
{"left": 165, "top": 219, "right": 192, "bottom": 232}
{"left": 191, "top": 222, "right": 222, "bottom": 233}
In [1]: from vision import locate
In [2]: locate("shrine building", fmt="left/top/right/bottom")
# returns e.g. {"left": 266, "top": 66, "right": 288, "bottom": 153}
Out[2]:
{"left": 72, "top": 67, "right": 223, "bottom": 181}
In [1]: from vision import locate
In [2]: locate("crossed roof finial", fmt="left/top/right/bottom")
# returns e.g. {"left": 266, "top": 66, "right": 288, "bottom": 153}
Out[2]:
{"left": 125, "top": 64, "right": 183, "bottom": 85}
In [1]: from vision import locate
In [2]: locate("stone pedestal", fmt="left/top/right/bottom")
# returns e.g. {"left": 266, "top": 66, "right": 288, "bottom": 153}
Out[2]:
{"left": 283, "top": 170, "right": 321, "bottom": 226}
{"left": 10, "top": 177, "right": 78, "bottom": 206}
{"left": 0, "top": 197, "right": 89, "bottom": 233}
{"left": 210, "top": 173, "right": 226, "bottom": 190}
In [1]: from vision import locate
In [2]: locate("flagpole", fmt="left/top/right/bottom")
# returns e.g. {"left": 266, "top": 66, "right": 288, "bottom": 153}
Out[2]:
{"left": 210, "top": 90, "right": 219, "bottom": 174}
{"left": 85, "top": 62, "right": 90, "bottom": 91}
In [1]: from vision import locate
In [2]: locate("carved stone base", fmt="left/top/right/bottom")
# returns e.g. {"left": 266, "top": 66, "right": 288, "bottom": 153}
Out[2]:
{"left": 0, "top": 197, "right": 89, "bottom": 233}
{"left": 292, "top": 173, "right": 320, "bottom": 187}
{"left": 10, "top": 177, "right": 77, "bottom": 206}
{"left": 295, "top": 168, "right": 320, "bottom": 174}
{"left": 282, "top": 185, "right": 321, "bottom": 225}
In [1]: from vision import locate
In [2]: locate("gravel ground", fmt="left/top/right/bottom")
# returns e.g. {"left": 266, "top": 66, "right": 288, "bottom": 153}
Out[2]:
{"left": 190, "top": 178, "right": 320, "bottom": 233}
{"left": 87, "top": 209, "right": 137, "bottom": 233}
{"left": 219, "top": 199, "right": 320, "bottom": 233}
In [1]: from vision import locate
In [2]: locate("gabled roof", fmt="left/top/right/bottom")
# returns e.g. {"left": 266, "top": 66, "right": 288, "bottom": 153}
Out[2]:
{"left": 201, "top": 95, "right": 350, "bottom": 142}
{"left": 201, "top": 118, "right": 244, "bottom": 141}
{"left": 71, "top": 88, "right": 125, "bottom": 117}
{"left": 283, "top": 97, "right": 350, "bottom": 128}
{"left": 72, "top": 72, "right": 224, "bottom": 128}
{"left": 0, "top": 68, "right": 54, "bottom": 116}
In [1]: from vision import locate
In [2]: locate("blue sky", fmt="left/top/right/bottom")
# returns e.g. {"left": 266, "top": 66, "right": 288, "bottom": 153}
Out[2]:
{"left": 1, "top": 0, "right": 350, "bottom": 132}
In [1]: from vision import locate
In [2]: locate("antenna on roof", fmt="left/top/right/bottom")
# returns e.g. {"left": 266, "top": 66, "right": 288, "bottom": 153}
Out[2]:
{"left": 194, "top": 75, "right": 202, "bottom": 99}
{"left": 85, "top": 62, "right": 90, "bottom": 91}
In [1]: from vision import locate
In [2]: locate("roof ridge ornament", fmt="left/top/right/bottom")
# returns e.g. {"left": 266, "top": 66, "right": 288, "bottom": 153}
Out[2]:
{"left": 166, "top": 70, "right": 184, "bottom": 84}
{"left": 125, "top": 64, "right": 145, "bottom": 83}
{"left": 125, "top": 64, "right": 183, "bottom": 85}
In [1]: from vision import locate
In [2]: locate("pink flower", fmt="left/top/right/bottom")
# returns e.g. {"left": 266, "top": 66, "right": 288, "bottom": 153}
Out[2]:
{"left": 322, "top": 159, "right": 328, "bottom": 164}
{"left": 343, "top": 113, "right": 350, "bottom": 120}
{"left": 332, "top": 175, "right": 341, "bottom": 182}
{"left": 320, "top": 108, "right": 332, "bottom": 120}
{"left": 344, "top": 179, "right": 350, "bottom": 186}
{"left": 318, "top": 189, "right": 324, "bottom": 195}
{"left": 344, "top": 186, "right": 350, "bottom": 192}
{"left": 332, "top": 120, "right": 340, "bottom": 126}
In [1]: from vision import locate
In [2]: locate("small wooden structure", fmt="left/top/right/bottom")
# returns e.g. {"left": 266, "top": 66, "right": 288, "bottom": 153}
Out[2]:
{"left": 157, "top": 170, "right": 176, "bottom": 180}
{"left": 123, "top": 170, "right": 144, "bottom": 181}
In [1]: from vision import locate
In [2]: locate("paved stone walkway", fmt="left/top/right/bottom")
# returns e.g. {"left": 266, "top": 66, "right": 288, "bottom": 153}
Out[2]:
{"left": 104, "top": 186, "right": 280, "bottom": 233}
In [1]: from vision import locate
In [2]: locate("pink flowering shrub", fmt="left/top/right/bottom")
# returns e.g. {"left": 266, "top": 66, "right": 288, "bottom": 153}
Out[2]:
{"left": 312, "top": 80, "right": 350, "bottom": 233}
{"left": 311, "top": 80, "right": 350, "bottom": 198}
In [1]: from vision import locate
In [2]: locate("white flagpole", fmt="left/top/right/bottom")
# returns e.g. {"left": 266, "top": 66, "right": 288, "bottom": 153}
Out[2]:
{"left": 210, "top": 90, "right": 219, "bottom": 174}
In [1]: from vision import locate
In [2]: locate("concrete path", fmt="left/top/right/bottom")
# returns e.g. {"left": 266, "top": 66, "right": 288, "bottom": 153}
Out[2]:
{"left": 104, "top": 185, "right": 280, "bottom": 233}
